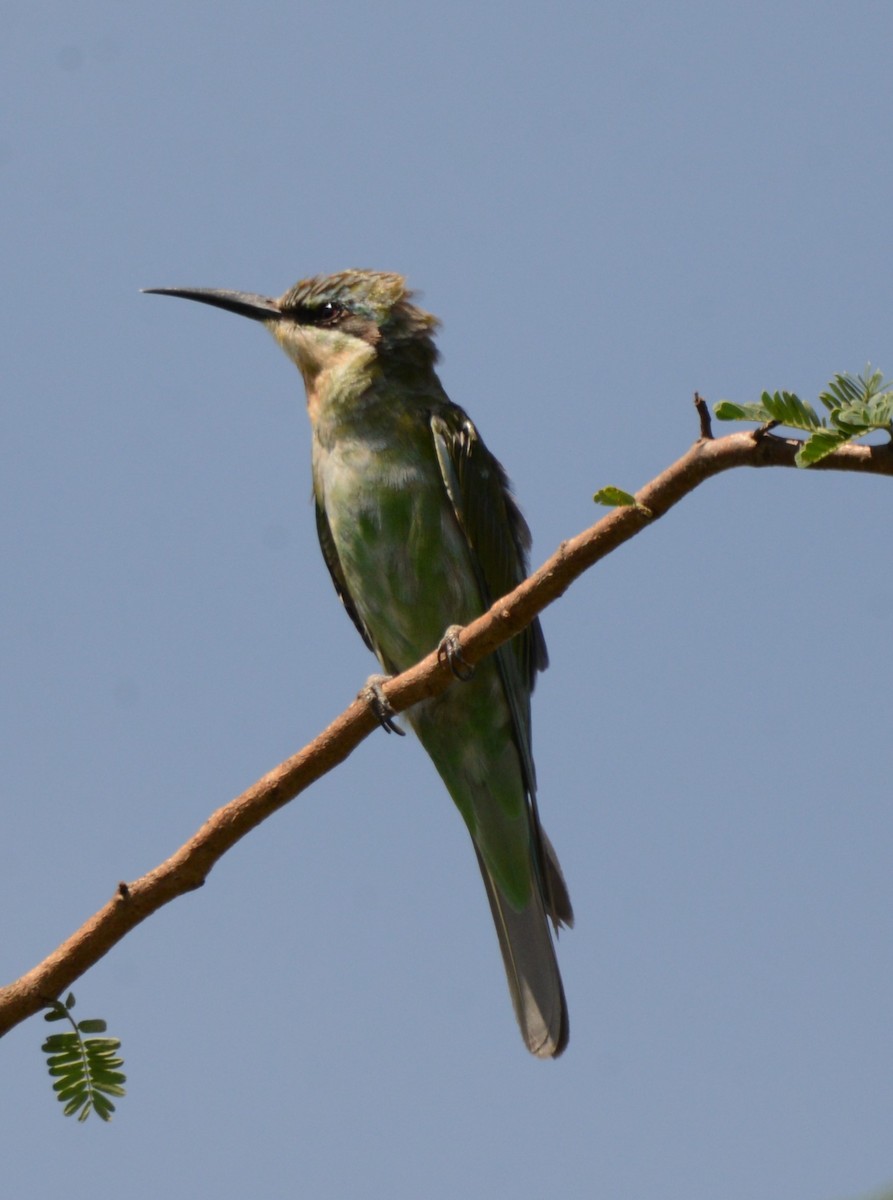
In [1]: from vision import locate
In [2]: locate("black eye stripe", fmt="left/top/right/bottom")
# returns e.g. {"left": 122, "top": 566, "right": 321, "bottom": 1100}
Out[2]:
{"left": 283, "top": 300, "right": 349, "bottom": 327}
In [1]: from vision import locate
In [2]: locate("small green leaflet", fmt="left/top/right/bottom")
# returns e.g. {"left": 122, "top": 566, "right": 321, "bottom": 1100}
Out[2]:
{"left": 713, "top": 401, "right": 768, "bottom": 423}
{"left": 594, "top": 486, "right": 638, "bottom": 508}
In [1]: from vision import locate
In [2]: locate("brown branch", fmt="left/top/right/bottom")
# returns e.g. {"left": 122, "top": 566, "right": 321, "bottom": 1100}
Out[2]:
{"left": 2, "top": 420, "right": 891, "bottom": 1036}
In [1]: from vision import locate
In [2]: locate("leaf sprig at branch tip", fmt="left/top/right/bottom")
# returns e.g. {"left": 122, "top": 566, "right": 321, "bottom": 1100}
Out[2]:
{"left": 715, "top": 366, "right": 893, "bottom": 466}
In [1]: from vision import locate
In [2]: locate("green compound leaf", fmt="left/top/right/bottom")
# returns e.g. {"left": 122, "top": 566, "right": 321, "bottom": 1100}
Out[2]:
{"left": 716, "top": 367, "right": 892, "bottom": 466}
{"left": 41, "top": 994, "right": 126, "bottom": 1122}
{"left": 795, "top": 429, "right": 849, "bottom": 466}
{"left": 760, "top": 390, "right": 823, "bottom": 431}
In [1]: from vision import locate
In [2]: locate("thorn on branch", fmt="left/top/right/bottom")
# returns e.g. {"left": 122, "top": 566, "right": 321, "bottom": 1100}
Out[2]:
{"left": 694, "top": 393, "right": 713, "bottom": 439}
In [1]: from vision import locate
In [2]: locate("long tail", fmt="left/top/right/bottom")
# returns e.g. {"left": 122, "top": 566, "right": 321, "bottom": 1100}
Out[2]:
{"left": 474, "top": 845, "right": 570, "bottom": 1058}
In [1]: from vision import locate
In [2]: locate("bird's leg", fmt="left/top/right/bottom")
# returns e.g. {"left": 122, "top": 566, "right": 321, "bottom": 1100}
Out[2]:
{"left": 437, "top": 624, "right": 475, "bottom": 681}
{"left": 360, "top": 674, "right": 405, "bottom": 736}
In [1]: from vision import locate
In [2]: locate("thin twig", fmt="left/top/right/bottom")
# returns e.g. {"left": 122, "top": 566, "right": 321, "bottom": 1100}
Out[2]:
{"left": 693, "top": 392, "right": 713, "bottom": 439}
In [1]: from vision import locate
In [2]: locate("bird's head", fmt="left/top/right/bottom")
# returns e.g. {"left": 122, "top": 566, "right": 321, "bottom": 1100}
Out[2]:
{"left": 144, "top": 270, "right": 440, "bottom": 399}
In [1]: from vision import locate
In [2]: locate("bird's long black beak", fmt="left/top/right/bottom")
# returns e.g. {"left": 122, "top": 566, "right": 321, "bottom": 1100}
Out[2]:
{"left": 142, "top": 287, "right": 282, "bottom": 322}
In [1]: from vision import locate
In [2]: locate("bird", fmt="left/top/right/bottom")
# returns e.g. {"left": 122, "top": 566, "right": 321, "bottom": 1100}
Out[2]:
{"left": 144, "top": 270, "right": 573, "bottom": 1057}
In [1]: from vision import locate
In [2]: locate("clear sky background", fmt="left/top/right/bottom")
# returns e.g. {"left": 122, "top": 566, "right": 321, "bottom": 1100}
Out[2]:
{"left": 2, "top": 4, "right": 892, "bottom": 1198}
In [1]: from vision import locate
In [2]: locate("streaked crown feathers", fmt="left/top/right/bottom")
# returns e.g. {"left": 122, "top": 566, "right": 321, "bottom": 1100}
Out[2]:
{"left": 280, "top": 270, "right": 440, "bottom": 348}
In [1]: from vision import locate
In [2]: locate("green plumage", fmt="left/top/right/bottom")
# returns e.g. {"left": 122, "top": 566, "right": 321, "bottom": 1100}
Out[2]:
{"left": 145, "top": 270, "right": 573, "bottom": 1057}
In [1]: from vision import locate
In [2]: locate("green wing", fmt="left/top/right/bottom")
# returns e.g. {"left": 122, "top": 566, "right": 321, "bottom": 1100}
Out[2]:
{"left": 430, "top": 407, "right": 572, "bottom": 929}
{"left": 429, "top": 408, "right": 548, "bottom": 791}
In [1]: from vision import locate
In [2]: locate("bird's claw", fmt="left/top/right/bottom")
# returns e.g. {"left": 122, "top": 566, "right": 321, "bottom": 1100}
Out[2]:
{"left": 361, "top": 675, "right": 405, "bottom": 735}
{"left": 437, "top": 625, "right": 475, "bottom": 681}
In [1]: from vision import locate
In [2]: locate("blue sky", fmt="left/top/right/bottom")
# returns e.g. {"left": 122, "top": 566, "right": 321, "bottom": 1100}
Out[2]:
{"left": 2, "top": 3, "right": 892, "bottom": 1198}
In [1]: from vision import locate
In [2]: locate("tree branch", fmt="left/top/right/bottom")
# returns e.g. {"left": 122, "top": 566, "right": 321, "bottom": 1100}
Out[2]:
{"left": 1, "top": 417, "right": 890, "bottom": 1036}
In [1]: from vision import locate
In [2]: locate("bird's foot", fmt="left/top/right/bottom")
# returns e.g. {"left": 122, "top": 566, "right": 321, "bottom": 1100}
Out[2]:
{"left": 360, "top": 675, "right": 405, "bottom": 736}
{"left": 437, "top": 625, "right": 475, "bottom": 681}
